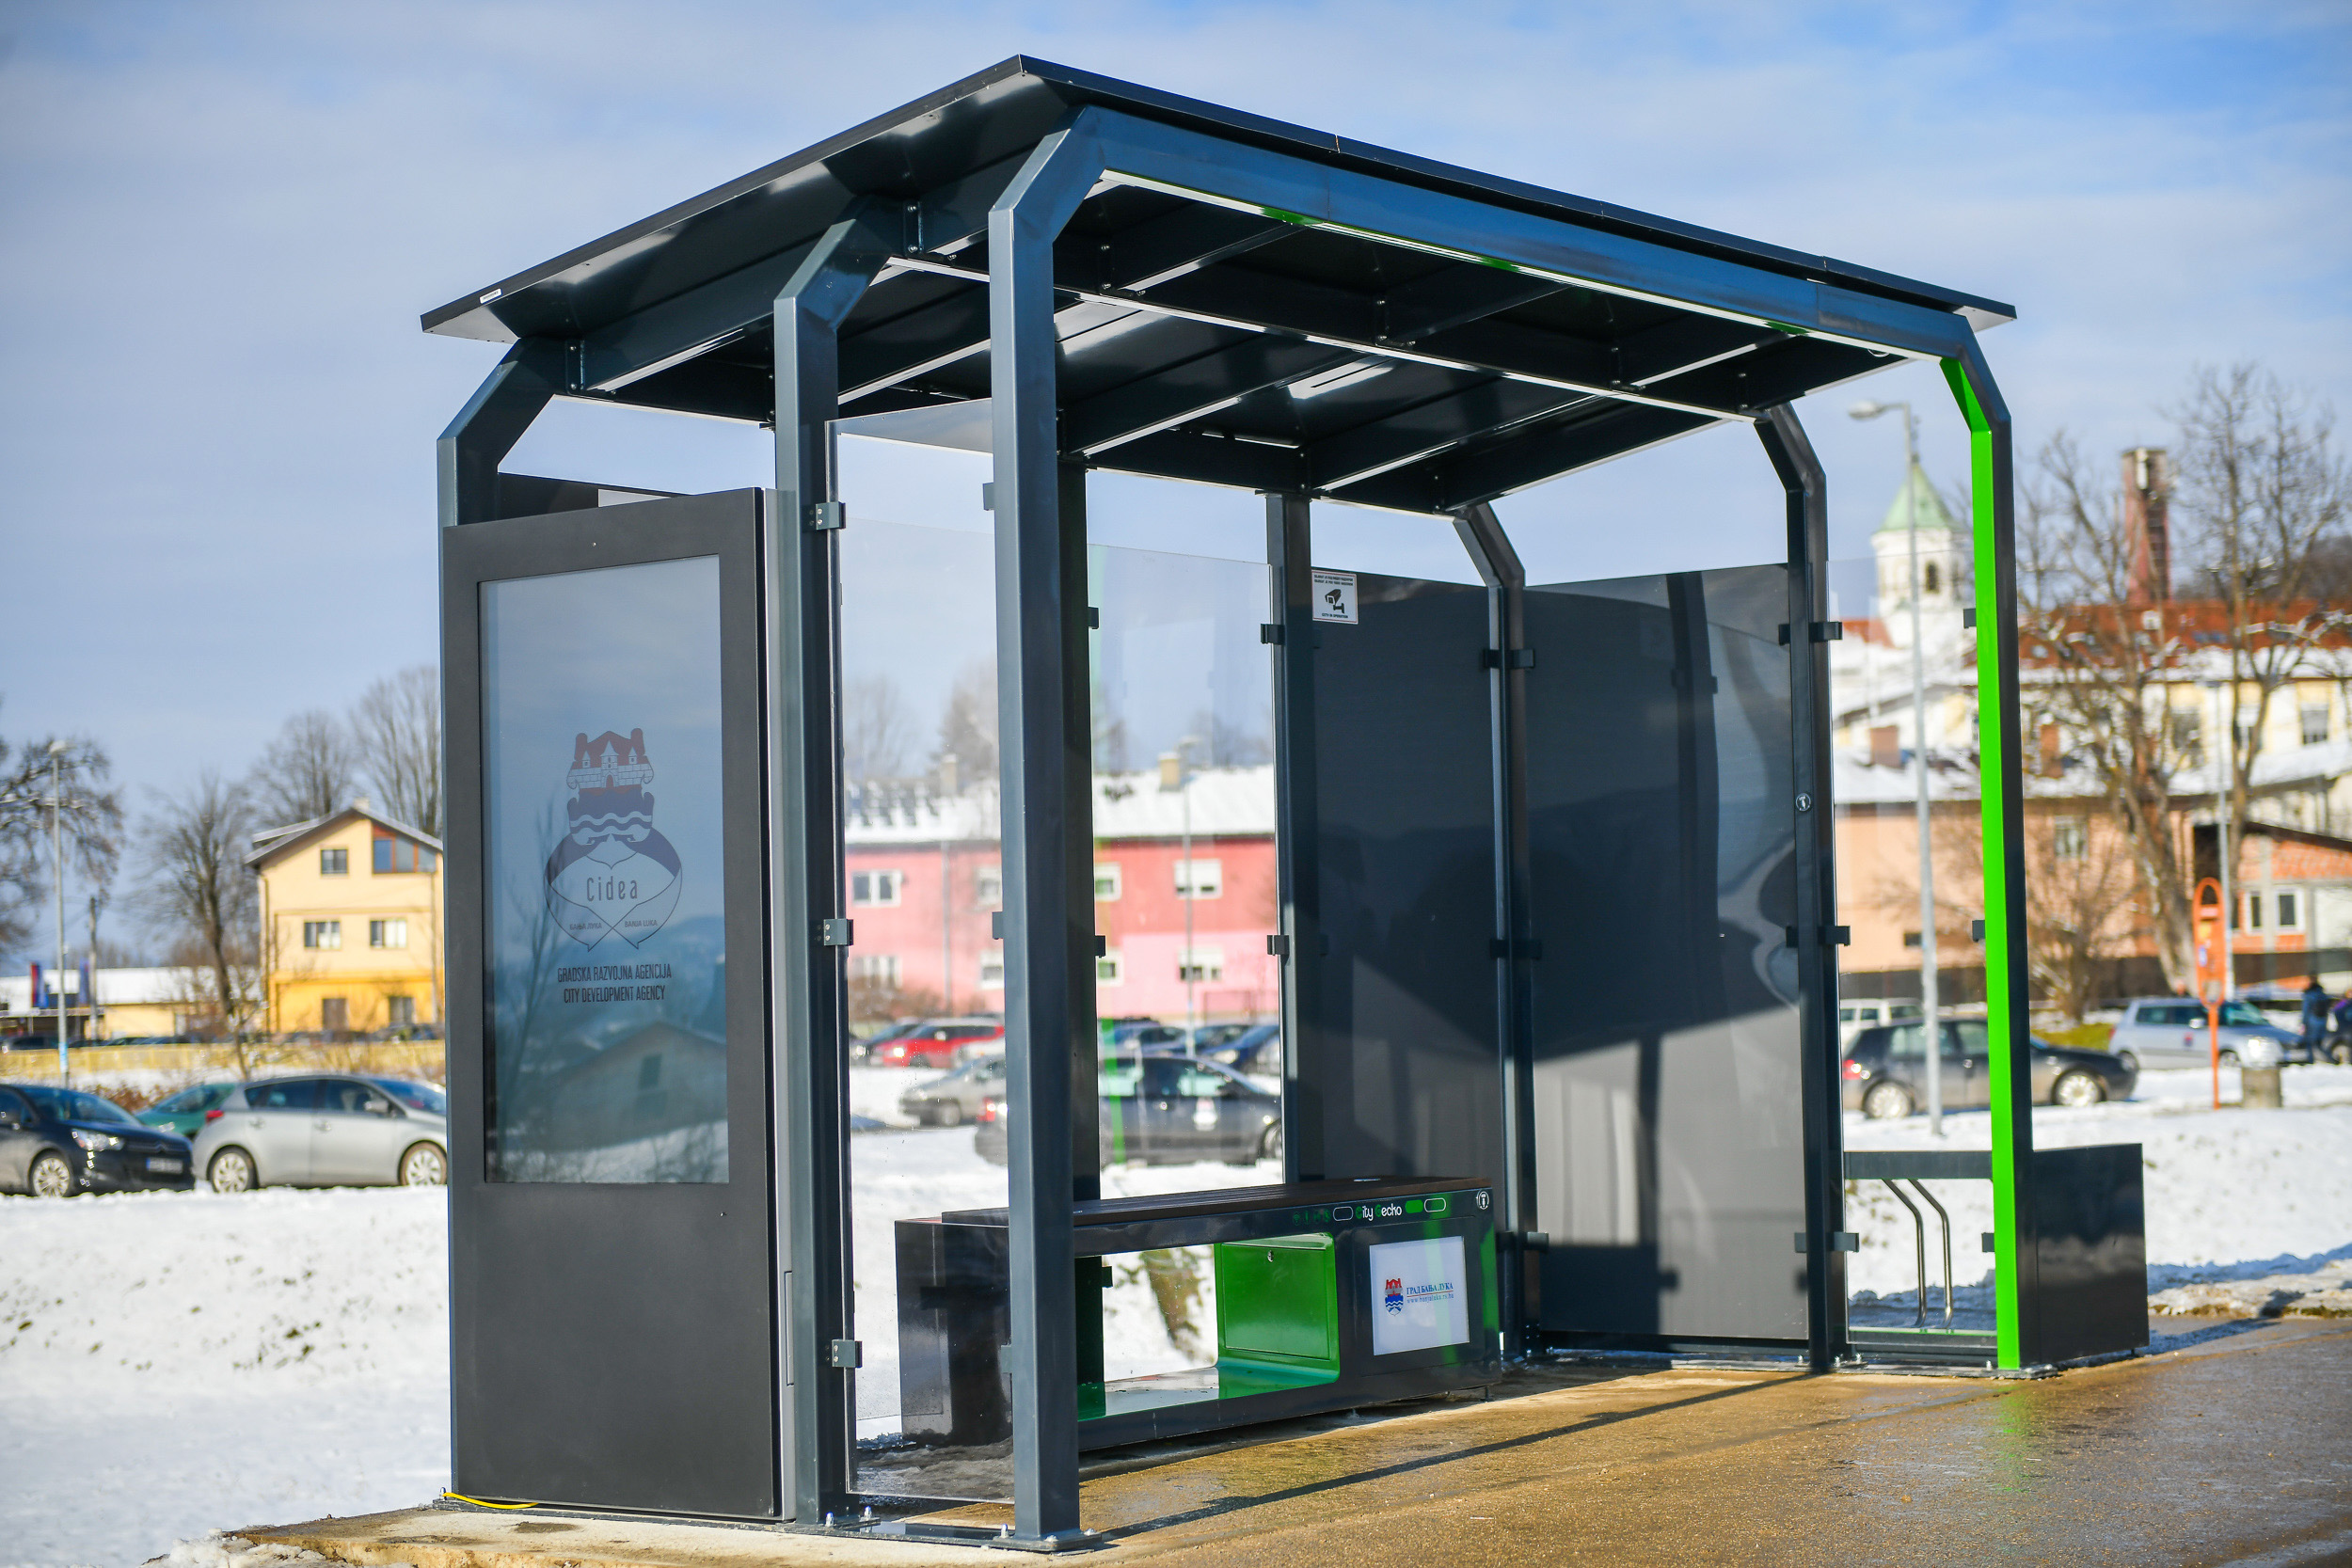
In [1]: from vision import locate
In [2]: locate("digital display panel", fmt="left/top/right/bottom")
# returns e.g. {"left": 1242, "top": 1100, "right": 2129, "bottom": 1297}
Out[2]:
{"left": 1367, "top": 1235, "right": 1469, "bottom": 1356}
{"left": 480, "top": 557, "right": 728, "bottom": 1182}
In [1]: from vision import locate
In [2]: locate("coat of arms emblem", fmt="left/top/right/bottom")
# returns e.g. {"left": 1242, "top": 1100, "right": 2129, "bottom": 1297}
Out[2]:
{"left": 544, "top": 728, "right": 683, "bottom": 949}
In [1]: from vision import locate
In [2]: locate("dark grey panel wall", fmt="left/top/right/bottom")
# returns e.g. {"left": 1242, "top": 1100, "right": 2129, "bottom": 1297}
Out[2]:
{"left": 1302, "top": 574, "right": 1499, "bottom": 1184}
{"left": 1523, "top": 565, "right": 1805, "bottom": 1342}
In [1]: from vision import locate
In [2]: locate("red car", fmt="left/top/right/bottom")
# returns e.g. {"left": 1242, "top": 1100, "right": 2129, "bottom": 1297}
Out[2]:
{"left": 875, "top": 1021, "right": 1004, "bottom": 1070}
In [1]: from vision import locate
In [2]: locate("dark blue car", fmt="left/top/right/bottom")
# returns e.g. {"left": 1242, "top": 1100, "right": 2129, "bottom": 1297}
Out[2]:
{"left": 0, "top": 1082, "right": 197, "bottom": 1197}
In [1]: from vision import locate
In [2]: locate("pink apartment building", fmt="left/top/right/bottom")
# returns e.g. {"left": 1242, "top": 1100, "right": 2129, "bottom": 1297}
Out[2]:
{"left": 844, "top": 766, "right": 1279, "bottom": 1024}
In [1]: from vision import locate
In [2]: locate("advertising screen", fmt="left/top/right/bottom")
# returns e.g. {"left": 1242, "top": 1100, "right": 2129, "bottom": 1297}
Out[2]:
{"left": 480, "top": 556, "right": 729, "bottom": 1182}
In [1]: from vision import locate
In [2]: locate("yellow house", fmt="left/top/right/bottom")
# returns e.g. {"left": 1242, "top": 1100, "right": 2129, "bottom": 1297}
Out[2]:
{"left": 249, "top": 801, "right": 444, "bottom": 1036}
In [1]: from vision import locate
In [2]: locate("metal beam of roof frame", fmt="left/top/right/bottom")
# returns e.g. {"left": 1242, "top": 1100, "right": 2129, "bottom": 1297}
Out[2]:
{"left": 1310, "top": 378, "right": 1601, "bottom": 491}
{"left": 1376, "top": 262, "right": 1566, "bottom": 344}
{"left": 1064, "top": 336, "right": 1357, "bottom": 454}
{"left": 893, "top": 251, "right": 1748, "bottom": 425}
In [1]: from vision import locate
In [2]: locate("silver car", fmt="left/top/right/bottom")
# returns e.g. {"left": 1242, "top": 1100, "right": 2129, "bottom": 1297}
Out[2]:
{"left": 2105, "top": 998, "right": 2306, "bottom": 1071}
{"left": 193, "top": 1074, "right": 449, "bottom": 1191}
{"left": 898, "top": 1055, "right": 1005, "bottom": 1128}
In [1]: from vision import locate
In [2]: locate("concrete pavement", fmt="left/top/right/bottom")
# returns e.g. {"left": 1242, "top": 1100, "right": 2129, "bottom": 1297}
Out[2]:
{"left": 246, "top": 1316, "right": 2352, "bottom": 1567}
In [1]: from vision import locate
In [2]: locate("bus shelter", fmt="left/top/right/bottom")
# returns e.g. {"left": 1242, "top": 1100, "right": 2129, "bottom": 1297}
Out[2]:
{"left": 425, "top": 57, "right": 2121, "bottom": 1549}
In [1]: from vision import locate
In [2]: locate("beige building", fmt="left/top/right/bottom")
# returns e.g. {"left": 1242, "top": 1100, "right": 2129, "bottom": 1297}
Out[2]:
{"left": 249, "top": 802, "right": 444, "bottom": 1036}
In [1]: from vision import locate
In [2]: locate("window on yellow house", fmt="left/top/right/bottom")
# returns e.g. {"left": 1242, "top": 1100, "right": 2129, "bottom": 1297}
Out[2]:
{"left": 373, "top": 832, "right": 438, "bottom": 874}
{"left": 320, "top": 847, "right": 348, "bottom": 876}
{"left": 302, "top": 920, "right": 342, "bottom": 949}
{"left": 370, "top": 918, "right": 408, "bottom": 949}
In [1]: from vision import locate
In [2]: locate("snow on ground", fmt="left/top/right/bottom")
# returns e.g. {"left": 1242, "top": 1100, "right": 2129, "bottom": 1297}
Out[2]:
{"left": 8, "top": 1063, "right": 2351, "bottom": 1567}
{"left": 0, "top": 1187, "right": 449, "bottom": 1568}
{"left": 1843, "top": 1064, "right": 2352, "bottom": 1307}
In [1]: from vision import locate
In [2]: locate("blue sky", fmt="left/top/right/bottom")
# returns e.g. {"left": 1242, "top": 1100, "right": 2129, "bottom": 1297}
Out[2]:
{"left": 2, "top": 0, "right": 2347, "bottom": 823}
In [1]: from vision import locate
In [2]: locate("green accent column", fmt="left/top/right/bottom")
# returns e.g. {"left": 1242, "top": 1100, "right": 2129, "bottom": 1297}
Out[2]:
{"left": 1941, "top": 350, "right": 2038, "bottom": 1369}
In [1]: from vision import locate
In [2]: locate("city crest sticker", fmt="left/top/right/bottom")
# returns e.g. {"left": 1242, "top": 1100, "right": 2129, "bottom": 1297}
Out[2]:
{"left": 544, "top": 727, "right": 684, "bottom": 949}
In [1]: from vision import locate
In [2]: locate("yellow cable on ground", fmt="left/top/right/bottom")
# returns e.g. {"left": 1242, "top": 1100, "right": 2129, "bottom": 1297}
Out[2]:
{"left": 442, "top": 1492, "right": 537, "bottom": 1511}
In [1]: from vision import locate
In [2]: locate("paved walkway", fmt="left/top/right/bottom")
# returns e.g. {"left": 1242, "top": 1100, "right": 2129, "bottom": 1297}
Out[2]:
{"left": 252, "top": 1317, "right": 2352, "bottom": 1568}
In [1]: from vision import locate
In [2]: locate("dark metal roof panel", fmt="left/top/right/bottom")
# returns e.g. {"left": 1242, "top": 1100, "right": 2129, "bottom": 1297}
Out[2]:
{"left": 423, "top": 55, "right": 2012, "bottom": 345}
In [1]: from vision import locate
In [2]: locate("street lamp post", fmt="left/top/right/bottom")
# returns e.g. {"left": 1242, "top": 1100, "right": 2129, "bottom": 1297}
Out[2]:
{"left": 1852, "top": 400, "right": 1942, "bottom": 1135}
{"left": 49, "top": 741, "right": 69, "bottom": 1085}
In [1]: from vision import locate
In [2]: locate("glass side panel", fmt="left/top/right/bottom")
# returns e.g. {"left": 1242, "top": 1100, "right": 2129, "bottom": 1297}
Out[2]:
{"left": 1299, "top": 570, "right": 1499, "bottom": 1184}
{"left": 839, "top": 514, "right": 1012, "bottom": 1502}
{"left": 1086, "top": 537, "right": 1284, "bottom": 1391}
{"left": 481, "top": 557, "right": 729, "bottom": 1183}
{"left": 1523, "top": 563, "right": 1806, "bottom": 1339}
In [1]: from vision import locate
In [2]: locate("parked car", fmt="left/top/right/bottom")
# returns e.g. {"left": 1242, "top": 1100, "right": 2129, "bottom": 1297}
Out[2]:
{"left": 899, "top": 1054, "right": 1005, "bottom": 1127}
{"left": 853, "top": 1021, "right": 927, "bottom": 1065}
{"left": 975, "top": 1055, "right": 1280, "bottom": 1168}
{"left": 1841, "top": 1022, "right": 2138, "bottom": 1118}
{"left": 5, "top": 1034, "right": 59, "bottom": 1053}
{"left": 873, "top": 1020, "right": 1005, "bottom": 1070}
{"left": 0, "top": 1081, "right": 196, "bottom": 1196}
{"left": 1836, "top": 1001, "right": 1922, "bottom": 1052}
{"left": 1107, "top": 1022, "right": 1187, "bottom": 1049}
{"left": 191, "top": 1074, "right": 449, "bottom": 1191}
{"left": 2106, "top": 997, "right": 2308, "bottom": 1070}
{"left": 138, "top": 1080, "right": 243, "bottom": 1138}
{"left": 1186, "top": 1022, "right": 1280, "bottom": 1074}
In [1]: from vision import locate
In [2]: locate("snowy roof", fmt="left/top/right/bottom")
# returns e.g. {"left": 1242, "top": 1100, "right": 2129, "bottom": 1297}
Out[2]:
{"left": 247, "top": 800, "right": 442, "bottom": 868}
{"left": 0, "top": 967, "right": 201, "bottom": 1009}
{"left": 846, "top": 765, "right": 1277, "bottom": 847}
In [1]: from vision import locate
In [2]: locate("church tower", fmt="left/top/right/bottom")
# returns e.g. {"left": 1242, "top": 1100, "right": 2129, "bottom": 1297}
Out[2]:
{"left": 1872, "top": 460, "right": 1964, "bottom": 647}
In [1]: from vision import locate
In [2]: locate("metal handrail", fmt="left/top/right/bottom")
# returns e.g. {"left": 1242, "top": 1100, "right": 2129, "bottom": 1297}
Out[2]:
{"left": 1880, "top": 1180, "right": 1929, "bottom": 1327}
{"left": 1907, "top": 1180, "right": 1955, "bottom": 1327}
{"left": 1845, "top": 1152, "right": 1981, "bottom": 1331}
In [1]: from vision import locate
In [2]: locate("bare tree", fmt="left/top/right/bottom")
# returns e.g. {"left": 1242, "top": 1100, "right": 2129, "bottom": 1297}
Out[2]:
{"left": 843, "top": 674, "right": 919, "bottom": 784}
{"left": 2021, "top": 431, "right": 2201, "bottom": 987}
{"left": 135, "top": 772, "right": 258, "bottom": 1043}
{"left": 0, "top": 720, "right": 124, "bottom": 959}
{"left": 935, "top": 659, "right": 998, "bottom": 785}
{"left": 353, "top": 666, "right": 442, "bottom": 836}
{"left": 1925, "top": 806, "right": 2142, "bottom": 1024}
{"left": 248, "top": 708, "right": 358, "bottom": 830}
{"left": 2173, "top": 364, "right": 2352, "bottom": 836}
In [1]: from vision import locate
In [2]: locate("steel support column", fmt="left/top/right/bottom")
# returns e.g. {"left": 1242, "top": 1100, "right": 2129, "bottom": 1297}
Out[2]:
{"left": 1756, "top": 404, "right": 1848, "bottom": 1370}
{"left": 1061, "top": 460, "right": 1105, "bottom": 1391}
{"left": 1265, "top": 492, "right": 1321, "bottom": 1181}
{"left": 436, "top": 338, "right": 561, "bottom": 528}
{"left": 769, "top": 200, "right": 899, "bottom": 1521}
{"left": 1451, "top": 503, "right": 1535, "bottom": 1357}
{"left": 1943, "top": 346, "right": 2040, "bottom": 1369}
{"left": 989, "top": 124, "right": 1105, "bottom": 1548}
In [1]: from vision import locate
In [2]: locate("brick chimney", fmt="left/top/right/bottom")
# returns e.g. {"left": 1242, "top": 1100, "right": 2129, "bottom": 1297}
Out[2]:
{"left": 2123, "top": 447, "right": 2171, "bottom": 604}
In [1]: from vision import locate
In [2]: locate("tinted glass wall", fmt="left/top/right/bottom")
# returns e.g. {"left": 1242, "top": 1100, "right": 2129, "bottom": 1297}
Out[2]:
{"left": 1522, "top": 565, "right": 1807, "bottom": 1342}
{"left": 1297, "top": 572, "right": 1499, "bottom": 1185}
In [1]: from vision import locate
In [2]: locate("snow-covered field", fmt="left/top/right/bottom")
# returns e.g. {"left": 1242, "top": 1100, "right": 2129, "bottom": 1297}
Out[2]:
{"left": 5, "top": 1063, "right": 2348, "bottom": 1568}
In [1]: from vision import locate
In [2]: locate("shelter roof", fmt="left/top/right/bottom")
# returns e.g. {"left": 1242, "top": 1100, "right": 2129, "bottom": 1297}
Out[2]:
{"left": 423, "top": 57, "right": 2013, "bottom": 516}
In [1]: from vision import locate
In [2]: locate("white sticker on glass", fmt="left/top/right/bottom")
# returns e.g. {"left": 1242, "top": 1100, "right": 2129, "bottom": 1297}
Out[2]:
{"left": 1310, "top": 569, "right": 1358, "bottom": 625}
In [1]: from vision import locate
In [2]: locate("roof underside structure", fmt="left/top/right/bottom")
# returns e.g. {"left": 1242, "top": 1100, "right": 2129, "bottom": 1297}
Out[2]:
{"left": 423, "top": 57, "right": 2011, "bottom": 518}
